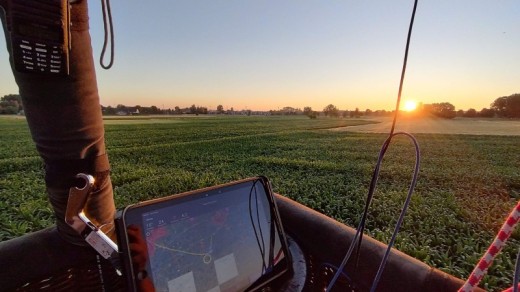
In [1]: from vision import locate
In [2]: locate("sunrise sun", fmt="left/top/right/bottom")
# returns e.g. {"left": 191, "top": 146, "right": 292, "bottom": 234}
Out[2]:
{"left": 403, "top": 100, "right": 418, "bottom": 112}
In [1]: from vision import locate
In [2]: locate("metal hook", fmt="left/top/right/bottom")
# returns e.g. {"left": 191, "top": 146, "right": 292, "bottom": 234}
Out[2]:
{"left": 65, "top": 173, "right": 95, "bottom": 226}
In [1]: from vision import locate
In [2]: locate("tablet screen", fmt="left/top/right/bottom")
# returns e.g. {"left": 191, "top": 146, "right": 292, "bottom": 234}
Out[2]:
{"left": 119, "top": 177, "right": 290, "bottom": 292}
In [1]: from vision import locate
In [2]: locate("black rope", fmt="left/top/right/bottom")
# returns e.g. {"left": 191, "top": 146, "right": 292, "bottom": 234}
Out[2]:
{"left": 389, "top": 0, "right": 418, "bottom": 136}
{"left": 352, "top": 0, "right": 418, "bottom": 270}
{"left": 326, "top": 1, "right": 419, "bottom": 291}
{"left": 513, "top": 248, "right": 520, "bottom": 292}
{"left": 369, "top": 132, "right": 420, "bottom": 292}
{"left": 249, "top": 180, "right": 268, "bottom": 273}
{"left": 100, "top": 0, "right": 114, "bottom": 69}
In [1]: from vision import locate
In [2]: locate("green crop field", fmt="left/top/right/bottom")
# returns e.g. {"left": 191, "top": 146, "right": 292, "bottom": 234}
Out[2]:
{"left": 1, "top": 115, "right": 519, "bottom": 290}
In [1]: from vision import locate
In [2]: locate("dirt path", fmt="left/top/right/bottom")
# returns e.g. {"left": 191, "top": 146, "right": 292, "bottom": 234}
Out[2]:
{"left": 331, "top": 117, "right": 520, "bottom": 136}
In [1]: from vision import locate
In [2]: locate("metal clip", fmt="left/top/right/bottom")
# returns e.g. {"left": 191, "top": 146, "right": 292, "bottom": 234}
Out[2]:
{"left": 65, "top": 173, "right": 122, "bottom": 275}
{"left": 65, "top": 173, "right": 95, "bottom": 232}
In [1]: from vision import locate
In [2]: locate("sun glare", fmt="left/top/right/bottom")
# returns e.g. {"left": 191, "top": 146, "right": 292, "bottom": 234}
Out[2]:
{"left": 403, "top": 100, "right": 418, "bottom": 112}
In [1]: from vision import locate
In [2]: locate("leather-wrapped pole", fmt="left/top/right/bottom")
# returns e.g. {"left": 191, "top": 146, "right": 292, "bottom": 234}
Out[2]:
{"left": 0, "top": 0, "right": 116, "bottom": 245}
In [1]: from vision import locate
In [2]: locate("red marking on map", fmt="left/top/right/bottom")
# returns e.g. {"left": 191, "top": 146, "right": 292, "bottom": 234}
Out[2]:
{"left": 212, "top": 208, "right": 230, "bottom": 226}
{"left": 147, "top": 226, "right": 168, "bottom": 256}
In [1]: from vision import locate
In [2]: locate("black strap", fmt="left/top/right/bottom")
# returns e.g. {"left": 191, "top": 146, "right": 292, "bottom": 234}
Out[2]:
{"left": 99, "top": 0, "right": 114, "bottom": 69}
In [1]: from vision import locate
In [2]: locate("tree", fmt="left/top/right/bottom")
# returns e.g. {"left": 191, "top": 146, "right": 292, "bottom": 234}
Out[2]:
{"left": 150, "top": 105, "right": 161, "bottom": 114}
{"left": 0, "top": 94, "right": 22, "bottom": 114}
{"left": 217, "top": 105, "right": 224, "bottom": 114}
{"left": 115, "top": 104, "right": 127, "bottom": 115}
{"left": 303, "top": 106, "right": 313, "bottom": 117}
{"left": 196, "top": 106, "right": 208, "bottom": 115}
{"left": 190, "top": 104, "right": 197, "bottom": 114}
{"left": 303, "top": 107, "right": 318, "bottom": 119}
{"left": 103, "top": 105, "right": 116, "bottom": 115}
{"left": 464, "top": 108, "right": 477, "bottom": 118}
{"left": 374, "top": 109, "right": 389, "bottom": 116}
{"left": 349, "top": 108, "right": 361, "bottom": 118}
{"left": 479, "top": 108, "right": 495, "bottom": 118}
{"left": 1, "top": 94, "right": 20, "bottom": 102}
{"left": 491, "top": 93, "right": 520, "bottom": 118}
{"left": 0, "top": 104, "right": 18, "bottom": 114}
{"left": 425, "top": 102, "right": 456, "bottom": 119}
{"left": 323, "top": 104, "right": 339, "bottom": 117}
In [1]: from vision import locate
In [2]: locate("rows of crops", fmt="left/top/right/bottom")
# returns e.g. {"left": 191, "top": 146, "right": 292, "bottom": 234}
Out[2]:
{"left": 1, "top": 115, "right": 519, "bottom": 290}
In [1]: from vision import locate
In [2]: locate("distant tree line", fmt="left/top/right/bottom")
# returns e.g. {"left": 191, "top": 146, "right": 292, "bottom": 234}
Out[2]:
{"left": 101, "top": 104, "right": 209, "bottom": 115}
{"left": 300, "top": 104, "right": 394, "bottom": 119}
{"left": 3, "top": 93, "right": 520, "bottom": 118}
{"left": 410, "top": 102, "right": 497, "bottom": 119}
{"left": 422, "top": 103, "right": 457, "bottom": 119}
{"left": 420, "top": 93, "right": 520, "bottom": 119}
{"left": 102, "top": 104, "right": 162, "bottom": 115}
{"left": 0, "top": 94, "right": 22, "bottom": 114}
{"left": 269, "top": 107, "right": 302, "bottom": 116}
{"left": 455, "top": 108, "right": 495, "bottom": 118}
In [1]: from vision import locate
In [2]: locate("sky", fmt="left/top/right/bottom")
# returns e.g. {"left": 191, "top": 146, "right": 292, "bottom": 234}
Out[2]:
{"left": 0, "top": 1, "right": 518, "bottom": 112}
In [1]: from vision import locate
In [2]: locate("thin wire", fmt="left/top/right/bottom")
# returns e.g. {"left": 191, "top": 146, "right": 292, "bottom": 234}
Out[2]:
{"left": 326, "top": 138, "right": 388, "bottom": 292}
{"left": 100, "top": 0, "right": 115, "bottom": 69}
{"left": 389, "top": 0, "right": 418, "bottom": 136}
{"left": 352, "top": 0, "right": 419, "bottom": 271}
{"left": 326, "top": 132, "right": 420, "bottom": 291}
{"left": 370, "top": 132, "right": 420, "bottom": 292}
{"left": 326, "top": 1, "right": 419, "bottom": 291}
{"left": 249, "top": 180, "right": 267, "bottom": 272}
{"left": 514, "top": 248, "right": 520, "bottom": 292}
{"left": 255, "top": 182, "right": 267, "bottom": 269}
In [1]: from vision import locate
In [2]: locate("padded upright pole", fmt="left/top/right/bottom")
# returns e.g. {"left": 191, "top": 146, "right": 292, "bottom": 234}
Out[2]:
{"left": 1, "top": 0, "right": 116, "bottom": 245}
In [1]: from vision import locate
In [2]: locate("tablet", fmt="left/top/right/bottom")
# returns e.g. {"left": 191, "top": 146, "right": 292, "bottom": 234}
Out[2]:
{"left": 116, "top": 177, "right": 292, "bottom": 292}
